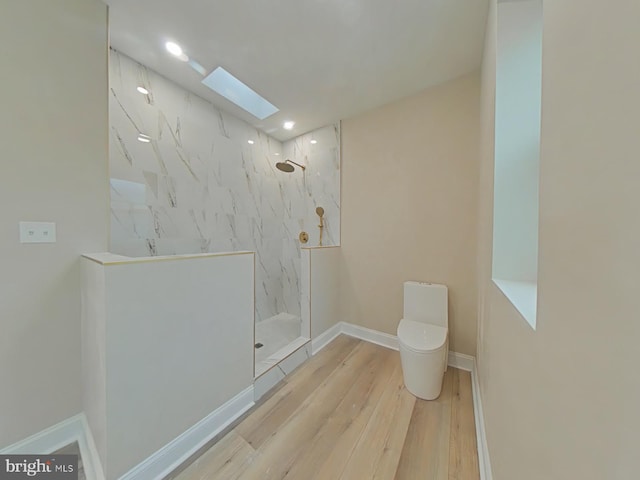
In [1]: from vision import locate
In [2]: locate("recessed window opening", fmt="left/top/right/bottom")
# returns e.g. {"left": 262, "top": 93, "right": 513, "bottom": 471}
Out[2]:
{"left": 492, "top": 0, "right": 543, "bottom": 330}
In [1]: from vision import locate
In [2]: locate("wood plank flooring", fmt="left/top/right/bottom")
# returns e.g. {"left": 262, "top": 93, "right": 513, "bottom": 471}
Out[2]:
{"left": 170, "top": 335, "right": 479, "bottom": 480}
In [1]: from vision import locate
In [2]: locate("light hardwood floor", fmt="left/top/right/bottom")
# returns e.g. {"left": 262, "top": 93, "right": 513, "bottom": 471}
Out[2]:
{"left": 170, "top": 335, "right": 479, "bottom": 480}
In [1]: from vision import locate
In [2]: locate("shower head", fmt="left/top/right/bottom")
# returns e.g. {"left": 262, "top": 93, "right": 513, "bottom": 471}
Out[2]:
{"left": 276, "top": 159, "right": 306, "bottom": 173}
{"left": 276, "top": 161, "right": 295, "bottom": 173}
{"left": 316, "top": 206, "right": 324, "bottom": 217}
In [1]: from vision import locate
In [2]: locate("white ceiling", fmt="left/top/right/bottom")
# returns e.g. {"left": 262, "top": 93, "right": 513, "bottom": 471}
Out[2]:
{"left": 105, "top": 0, "right": 489, "bottom": 141}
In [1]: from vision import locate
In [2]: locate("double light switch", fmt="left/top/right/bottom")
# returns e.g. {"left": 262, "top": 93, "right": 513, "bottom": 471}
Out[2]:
{"left": 19, "top": 221, "right": 56, "bottom": 243}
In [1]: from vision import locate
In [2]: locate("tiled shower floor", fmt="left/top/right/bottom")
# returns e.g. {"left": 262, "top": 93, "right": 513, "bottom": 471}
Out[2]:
{"left": 255, "top": 313, "right": 307, "bottom": 377}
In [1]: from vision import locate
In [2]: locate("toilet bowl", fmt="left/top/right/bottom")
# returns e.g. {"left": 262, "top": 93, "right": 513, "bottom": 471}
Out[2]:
{"left": 397, "top": 282, "right": 448, "bottom": 400}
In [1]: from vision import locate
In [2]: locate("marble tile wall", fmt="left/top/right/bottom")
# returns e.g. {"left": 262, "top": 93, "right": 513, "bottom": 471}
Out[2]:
{"left": 280, "top": 124, "right": 341, "bottom": 312}
{"left": 109, "top": 49, "right": 340, "bottom": 323}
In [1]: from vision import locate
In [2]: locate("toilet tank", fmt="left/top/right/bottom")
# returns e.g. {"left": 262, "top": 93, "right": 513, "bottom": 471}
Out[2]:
{"left": 403, "top": 281, "right": 448, "bottom": 327}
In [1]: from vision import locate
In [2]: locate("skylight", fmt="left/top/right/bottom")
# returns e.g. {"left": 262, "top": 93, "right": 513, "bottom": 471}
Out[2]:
{"left": 202, "top": 67, "right": 279, "bottom": 120}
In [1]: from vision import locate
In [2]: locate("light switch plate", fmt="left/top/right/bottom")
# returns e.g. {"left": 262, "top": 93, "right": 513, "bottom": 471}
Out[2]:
{"left": 19, "top": 221, "right": 56, "bottom": 243}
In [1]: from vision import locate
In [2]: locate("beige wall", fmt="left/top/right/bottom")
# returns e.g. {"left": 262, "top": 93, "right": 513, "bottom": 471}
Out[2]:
{"left": 0, "top": 0, "right": 109, "bottom": 447}
{"left": 340, "top": 73, "right": 480, "bottom": 356}
{"left": 477, "top": 1, "right": 640, "bottom": 479}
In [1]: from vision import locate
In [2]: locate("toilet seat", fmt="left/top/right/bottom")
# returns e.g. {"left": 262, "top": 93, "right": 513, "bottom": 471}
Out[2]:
{"left": 397, "top": 318, "right": 447, "bottom": 354}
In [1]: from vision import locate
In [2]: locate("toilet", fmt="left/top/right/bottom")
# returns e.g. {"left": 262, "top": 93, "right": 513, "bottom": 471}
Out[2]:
{"left": 397, "top": 281, "right": 448, "bottom": 400}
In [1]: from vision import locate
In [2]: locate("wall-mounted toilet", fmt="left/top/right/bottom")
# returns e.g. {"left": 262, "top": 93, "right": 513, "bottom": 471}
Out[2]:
{"left": 397, "top": 281, "right": 448, "bottom": 400}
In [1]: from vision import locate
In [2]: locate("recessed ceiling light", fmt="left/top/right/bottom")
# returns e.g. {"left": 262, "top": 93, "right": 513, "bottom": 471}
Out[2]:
{"left": 274, "top": 153, "right": 280, "bottom": 156}
{"left": 310, "top": 139, "right": 318, "bottom": 144}
{"left": 136, "top": 86, "right": 149, "bottom": 95}
{"left": 165, "top": 41, "right": 189, "bottom": 62}
{"left": 247, "top": 140, "right": 254, "bottom": 145}
{"left": 165, "top": 41, "right": 183, "bottom": 56}
{"left": 201, "top": 67, "right": 279, "bottom": 120}
{"left": 283, "top": 121, "right": 295, "bottom": 130}
{"left": 137, "top": 133, "right": 151, "bottom": 143}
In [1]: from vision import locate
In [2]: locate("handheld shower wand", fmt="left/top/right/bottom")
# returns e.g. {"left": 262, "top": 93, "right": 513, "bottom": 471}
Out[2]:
{"left": 316, "top": 207, "right": 324, "bottom": 246}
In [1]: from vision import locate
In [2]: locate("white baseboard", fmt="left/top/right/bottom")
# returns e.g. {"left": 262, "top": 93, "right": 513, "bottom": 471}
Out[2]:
{"left": 119, "top": 386, "right": 254, "bottom": 480}
{"left": 340, "top": 322, "right": 399, "bottom": 350}
{"left": 79, "top": 414, "right": 105, "bottom": 480}
{"left": 0, "top": 415, "right": 83, "bottom": 456}
{"left": 0, "top": 413, "right": 105, "bottom": 480}
{"left": 447, "top": 351, "right": 475, "bottom": 372}
{"left": 311, "top": 323, "right": 343, "bottom": 355}
{"left": 471, "top": 362, "right": 493, "bottom": 480}
{"left": 336, "top": 322, "right": 474, "bottom": 373}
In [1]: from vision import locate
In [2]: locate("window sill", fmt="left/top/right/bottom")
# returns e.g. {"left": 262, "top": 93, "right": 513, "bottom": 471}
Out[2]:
{"left": 492, "top": 278, "right": 537, "bottom": 330}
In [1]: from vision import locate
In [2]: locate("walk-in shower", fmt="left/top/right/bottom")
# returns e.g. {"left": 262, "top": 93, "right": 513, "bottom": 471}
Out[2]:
{"left": 108, "top": 49, "right": 340, "bottom": 380}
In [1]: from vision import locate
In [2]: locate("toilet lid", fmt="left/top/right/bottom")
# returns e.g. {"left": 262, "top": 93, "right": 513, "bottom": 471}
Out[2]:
{"left": 397, "top": 318, "right": 447, "bottom": 353}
